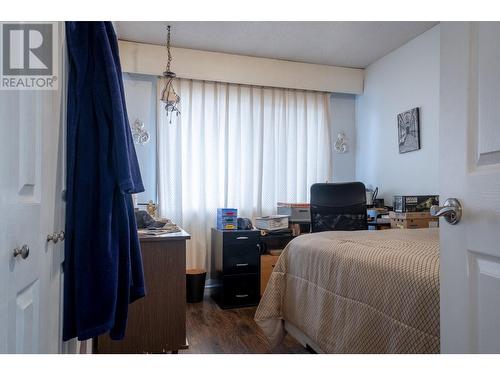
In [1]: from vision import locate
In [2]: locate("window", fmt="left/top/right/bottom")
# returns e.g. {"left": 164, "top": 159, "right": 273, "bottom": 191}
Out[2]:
{"left": 157, "top": 79, "right": 333, "bottom": 271}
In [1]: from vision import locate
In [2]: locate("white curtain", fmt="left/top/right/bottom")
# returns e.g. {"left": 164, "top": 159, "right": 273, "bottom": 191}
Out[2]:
{"left": 157, "top": 78, "right": 333, "bottom": 272}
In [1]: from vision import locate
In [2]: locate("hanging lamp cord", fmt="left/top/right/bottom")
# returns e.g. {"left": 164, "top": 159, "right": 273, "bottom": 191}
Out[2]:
{"left": 166, "top": 25, "right": 172, "bottom": 73}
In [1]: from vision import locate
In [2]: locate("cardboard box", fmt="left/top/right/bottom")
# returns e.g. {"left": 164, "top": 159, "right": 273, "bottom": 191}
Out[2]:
{"left": 389, "top": 211, "right": 434, "bottom": 219}
{"left": 389, "top": 211, "right": 438, "bottom": 229}
{"left": 393, "top": 195, "right": 439, "bottom": 213}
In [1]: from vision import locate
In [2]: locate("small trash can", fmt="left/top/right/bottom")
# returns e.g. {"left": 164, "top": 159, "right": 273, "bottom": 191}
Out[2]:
{"left": 186, "top": 269, "right": 206, "bottom": 303}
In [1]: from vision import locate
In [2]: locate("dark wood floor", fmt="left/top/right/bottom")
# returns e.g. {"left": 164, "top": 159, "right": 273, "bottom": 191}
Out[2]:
{"left": 181, "top": 293, "right": 309, "bottom": 354}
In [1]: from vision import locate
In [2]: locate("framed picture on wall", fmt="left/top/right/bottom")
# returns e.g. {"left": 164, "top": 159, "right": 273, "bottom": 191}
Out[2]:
{"left": 397, "top": 107, "right": 420, "bottom": 153}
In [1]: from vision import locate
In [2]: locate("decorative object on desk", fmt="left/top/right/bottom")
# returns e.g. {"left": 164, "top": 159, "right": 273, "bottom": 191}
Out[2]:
{"left": 217, "top": 208, "right": 238, "bottom": 230}
{"left": 255, "top": 215, "right": 289, "bottom": 231}
{"left": 145, "top": 200, "right": 157, "bottom": 218}
{"left": 237, "top": 217, "right": 253, "bottom": 230}
{"left": 160, "top": 25, "right": 181, "bottom": 123}
{"left": 397, "top": 107, "right": 420, "bottom": 153}
{"left": 334, "top": 131, "right": 348, "bottom": 153}
{"left": 131, "top": 119, "right": 150, "bottom": 145}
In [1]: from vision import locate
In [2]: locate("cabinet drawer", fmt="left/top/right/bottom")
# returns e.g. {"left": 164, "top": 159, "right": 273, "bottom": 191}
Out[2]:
{"left": 222, "top": 274, "right": 259, "bottom": 307}
{"left": 222, "top": 230, "right": 260, "bottom": 245}
{"left": 223, "top": 244, "right": 260, "bottom": 274}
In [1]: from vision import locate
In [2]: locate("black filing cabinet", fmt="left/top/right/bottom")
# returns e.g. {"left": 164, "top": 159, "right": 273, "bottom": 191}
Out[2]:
{"left": 211, "top": 229, "right": 261, "bottom": 308}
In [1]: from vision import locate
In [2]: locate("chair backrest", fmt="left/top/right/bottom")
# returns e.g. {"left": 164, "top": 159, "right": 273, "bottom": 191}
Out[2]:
{"left": 310, "top": 182, "right": 368, "bottom": 232}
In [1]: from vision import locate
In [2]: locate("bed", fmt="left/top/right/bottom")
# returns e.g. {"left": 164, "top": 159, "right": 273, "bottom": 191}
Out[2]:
{"left": 254, "top": 228, "right": 440, "bottom": 354}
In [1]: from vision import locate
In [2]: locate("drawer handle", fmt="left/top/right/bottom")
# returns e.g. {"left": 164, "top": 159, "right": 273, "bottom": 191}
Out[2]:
{"left": 235, "top": 294, "right": 249, "bottom": 298}
{"left": 236, "top": 263, "right": 249, "bottom": 267}
{"left": 236, "top": 236, "right": 249, "bottom": 240}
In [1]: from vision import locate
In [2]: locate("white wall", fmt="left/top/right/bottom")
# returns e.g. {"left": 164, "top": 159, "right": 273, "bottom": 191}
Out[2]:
{"left": 122, "top": 73, "right": 157, "bottom": 204}
{"left": 355, "top": 25, "right": 440, "bottom": 204}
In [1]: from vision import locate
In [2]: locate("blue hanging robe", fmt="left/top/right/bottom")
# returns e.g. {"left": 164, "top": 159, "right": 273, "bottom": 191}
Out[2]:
{"left": 63, "top": 21, "right": 146, "bottom": 341}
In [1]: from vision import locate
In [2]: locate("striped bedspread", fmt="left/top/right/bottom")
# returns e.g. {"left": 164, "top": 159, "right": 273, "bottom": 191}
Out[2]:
{"left": 255, "top": 228, "right": 440, "bottom": 353}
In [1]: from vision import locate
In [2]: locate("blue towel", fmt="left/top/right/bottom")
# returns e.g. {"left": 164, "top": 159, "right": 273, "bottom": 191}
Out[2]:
{"left": 63, "top": 21, "right": 146, "bottom": 341}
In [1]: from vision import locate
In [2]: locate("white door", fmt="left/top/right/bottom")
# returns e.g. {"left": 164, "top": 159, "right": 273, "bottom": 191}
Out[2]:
{"left": 440, "top": 22, "right": 500, "bottom": 353}
{"left": 0, "top": 22, "right": 65, "bottom": 353}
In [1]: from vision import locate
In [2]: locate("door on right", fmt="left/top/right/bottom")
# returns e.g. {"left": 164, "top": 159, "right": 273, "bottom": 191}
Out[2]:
{"left": 440, "top": 22, "right": 500, "bottom": 353}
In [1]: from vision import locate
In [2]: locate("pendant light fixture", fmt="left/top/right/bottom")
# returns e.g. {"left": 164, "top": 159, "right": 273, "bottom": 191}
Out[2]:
{"left": 160, "top": 25, "right": 181, "bottom": 123}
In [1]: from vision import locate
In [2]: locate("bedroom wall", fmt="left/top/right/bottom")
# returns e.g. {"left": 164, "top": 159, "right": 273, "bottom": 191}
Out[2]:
{"left": 355, "top": 25, "right": 440, "bottom": 204}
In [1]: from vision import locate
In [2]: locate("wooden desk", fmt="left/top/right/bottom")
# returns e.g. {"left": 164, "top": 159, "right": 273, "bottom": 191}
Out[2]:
{"left": 96, "top": 229, "right": 190, "bottom": 354}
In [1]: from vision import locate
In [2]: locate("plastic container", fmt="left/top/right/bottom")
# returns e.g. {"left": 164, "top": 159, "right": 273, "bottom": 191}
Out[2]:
{"left": 217, "top": 208, "right": 238, "bottom": 230}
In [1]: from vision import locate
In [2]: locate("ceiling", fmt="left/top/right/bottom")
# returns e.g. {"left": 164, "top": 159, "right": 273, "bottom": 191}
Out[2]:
{"left": 115, "top": 21, "right": 438, "bottom": 69}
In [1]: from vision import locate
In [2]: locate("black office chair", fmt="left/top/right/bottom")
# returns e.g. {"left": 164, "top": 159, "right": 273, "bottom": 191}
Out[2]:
{"left": 310, "top": 182, "right": 368, "bottom": 232}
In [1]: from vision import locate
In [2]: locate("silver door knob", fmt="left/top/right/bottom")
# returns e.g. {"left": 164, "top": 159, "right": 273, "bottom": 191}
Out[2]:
{"left": 430, "top": 198, "right": 462, "bottom": 225}
{"left": 13, "top": 244, "right": 30, "bottom": 259}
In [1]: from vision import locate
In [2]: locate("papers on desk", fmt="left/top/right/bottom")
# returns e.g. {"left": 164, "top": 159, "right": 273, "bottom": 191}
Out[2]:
{"left": 137, "top": 221, "right": 181, "bottom": 236}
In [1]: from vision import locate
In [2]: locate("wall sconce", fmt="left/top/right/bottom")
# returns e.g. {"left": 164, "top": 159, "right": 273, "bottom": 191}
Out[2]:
{"left": 131, "top": 119, "right": 150, "bottom": 145}
{"left": 334, "top": 131, "right": 348, "bottom": 153}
